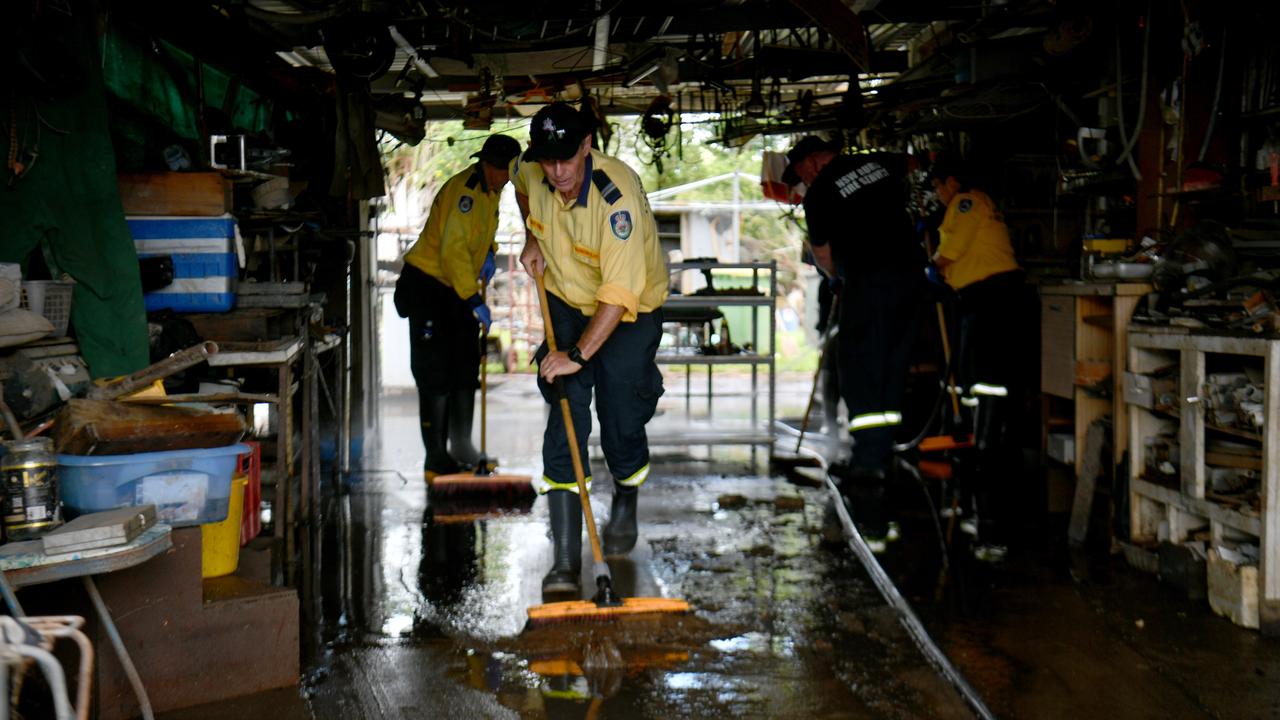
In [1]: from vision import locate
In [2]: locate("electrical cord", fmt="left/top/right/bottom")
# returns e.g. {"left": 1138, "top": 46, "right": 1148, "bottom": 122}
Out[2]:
{"left": 1114, "top": 1, "right": 1152, "bottom": 175}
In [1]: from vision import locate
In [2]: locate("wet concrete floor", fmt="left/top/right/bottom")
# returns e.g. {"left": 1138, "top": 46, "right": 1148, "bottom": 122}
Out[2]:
{"left": 300, "top": 376, "right": 973, "bottom": 719}
{"left": 161, "top": 372, "right": 1280, "bottom": 719}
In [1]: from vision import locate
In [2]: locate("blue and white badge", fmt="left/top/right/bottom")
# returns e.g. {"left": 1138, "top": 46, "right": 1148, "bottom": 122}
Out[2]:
{"left": 609, "top": 210, "right": 633, "bottom": 240}
{"left": 958, "top": 198, "right": 973, "bottom": 213}
{"left": 458, "top": 195, "right": 474, "bottom": 213}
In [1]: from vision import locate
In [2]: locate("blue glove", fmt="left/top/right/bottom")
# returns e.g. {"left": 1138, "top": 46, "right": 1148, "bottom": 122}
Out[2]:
{"left": 480, "top": 250, "right": 496, "bottom": 287}
{"left": 466, "top": 294, "right": 491, "bottom": 332}
{"left": 925, "top": 265, "right": 944, "bottom": 287}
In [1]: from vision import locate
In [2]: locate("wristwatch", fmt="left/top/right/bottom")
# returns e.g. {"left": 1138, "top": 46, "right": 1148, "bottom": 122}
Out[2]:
{"left": 567, "top": 345, "right": 587, "bottom": 365}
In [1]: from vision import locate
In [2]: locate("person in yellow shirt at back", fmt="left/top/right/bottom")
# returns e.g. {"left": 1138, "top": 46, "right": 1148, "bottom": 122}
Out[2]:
{"left": 928, "top": 159, "right": 1023, "bottom": 555}
{"left": 394, "top": 135, "right": 522, "bottom": 480}
{"left": 513, "top": 102, "right": 668, "bottom": 596}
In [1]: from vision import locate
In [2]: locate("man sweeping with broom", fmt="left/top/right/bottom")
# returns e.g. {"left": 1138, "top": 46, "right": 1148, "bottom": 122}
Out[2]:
{"left": 513, "top": 102, "right": 669, "bottom": 597}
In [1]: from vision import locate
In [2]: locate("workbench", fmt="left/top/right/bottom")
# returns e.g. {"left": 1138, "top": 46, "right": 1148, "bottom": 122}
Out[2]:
{"left": 1040, "top": 281, "right": 1152, "bottom": 471}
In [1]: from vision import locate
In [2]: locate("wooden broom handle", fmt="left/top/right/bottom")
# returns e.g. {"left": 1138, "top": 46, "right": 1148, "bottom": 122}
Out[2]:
{"left": 534, "top": 271, "right": 606, "bottom": 566}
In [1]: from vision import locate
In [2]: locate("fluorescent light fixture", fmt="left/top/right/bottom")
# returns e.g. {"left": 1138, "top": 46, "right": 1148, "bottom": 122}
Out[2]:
{"left": 592, "top": 14, "right": 610, "bottom": 71}
{"left": 388, "top": 25, "right": 439, "bottom": 78}
{"left": 624, "top": 46, "right": 664, "bottom": 87}
{"left": 276, "top": 50, "right": 312, "bottom": 68}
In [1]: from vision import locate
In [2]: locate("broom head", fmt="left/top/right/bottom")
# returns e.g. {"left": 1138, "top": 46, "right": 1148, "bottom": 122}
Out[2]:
{"left": 919, "top": 434, "right": 974, "bottom": 454}
{"left": 428, "top": 472, "right": 536, "bottom": 517}
{"left": 527, "top": 596, "right": 690, "bottom": 626}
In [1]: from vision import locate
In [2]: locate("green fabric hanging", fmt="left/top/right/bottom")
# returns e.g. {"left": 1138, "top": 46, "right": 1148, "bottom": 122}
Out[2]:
{"left": 0, "top": 7, "right": 149, "bottom": 379}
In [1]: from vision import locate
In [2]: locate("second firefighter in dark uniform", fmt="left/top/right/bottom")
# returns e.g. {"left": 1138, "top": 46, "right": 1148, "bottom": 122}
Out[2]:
{"left": 784, "top": 136, "right": 923, "bottom": 483}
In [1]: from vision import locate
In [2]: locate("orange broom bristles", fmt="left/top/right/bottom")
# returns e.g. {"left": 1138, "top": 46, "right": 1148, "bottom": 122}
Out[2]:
{"left": 526, "top": 597, "right": 690, "bottom": 626}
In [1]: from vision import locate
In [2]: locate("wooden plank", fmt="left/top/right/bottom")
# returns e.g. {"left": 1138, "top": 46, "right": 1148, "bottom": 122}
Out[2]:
{"left": 117, "top": 172, "right": 230, "bottom": 216}
{"left": 1205, "top": 452, "right": 1263, "bottom": 470}
{"left": 1133, "top": 478, "right": 1261, "bottom": 536}
{"left": 1069, "top": 420, "right": 1108, "bottom": 546}
{"left": 1262, "top": 341, "right": 1280, "bottom": 631}
{"left": 55, "top": 399, "right": 248, "bottom": 455}
{"left": 1181, "top": 348, "right": 1206, "bottom": 499}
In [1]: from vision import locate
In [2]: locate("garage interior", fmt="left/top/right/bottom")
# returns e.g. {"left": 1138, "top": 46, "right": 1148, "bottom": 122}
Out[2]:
{"left": 1, "top": 0, "right": 1280, "bottom": 718}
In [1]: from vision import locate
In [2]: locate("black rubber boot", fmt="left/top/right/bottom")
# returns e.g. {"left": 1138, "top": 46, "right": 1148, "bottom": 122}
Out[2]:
{"left": 542, "top": 490, "right": 582, "bottom": 595}
{"left": 421, "top": 393, "right": 460, "bottom": 479}
{"left": 602, "top": 485, "right": 638, "bottom": 556}
{"left": 447, "top": 386, "right": 482, "bottom": 468}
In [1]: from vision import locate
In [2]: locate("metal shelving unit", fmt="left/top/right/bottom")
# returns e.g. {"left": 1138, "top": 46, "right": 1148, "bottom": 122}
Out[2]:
{"left": 649, "top": 260, "right": 777, "bottom": 447}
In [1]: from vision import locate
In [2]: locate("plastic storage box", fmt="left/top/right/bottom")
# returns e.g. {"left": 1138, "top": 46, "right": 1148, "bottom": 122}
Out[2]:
{"left": 129, "top": 214, "right": 238, "bottom": 312}
{"left": 58, "top": 443, "right": 249, "bottom": 528}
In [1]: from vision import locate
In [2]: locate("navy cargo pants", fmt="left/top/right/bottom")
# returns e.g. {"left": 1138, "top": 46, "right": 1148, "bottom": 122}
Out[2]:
{"left": 535, "top": 292, "right": 664, "bottom": 494}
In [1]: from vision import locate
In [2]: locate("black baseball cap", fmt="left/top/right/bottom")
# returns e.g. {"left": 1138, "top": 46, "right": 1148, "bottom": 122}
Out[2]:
{"left": 523, "top": 102, "right": 590, "bottom": 162}
{"left": 782, "top": 135, "right": 841, "bottom": 185}
{"left": 470, "top": 134, "right": 522, "bottom": 166}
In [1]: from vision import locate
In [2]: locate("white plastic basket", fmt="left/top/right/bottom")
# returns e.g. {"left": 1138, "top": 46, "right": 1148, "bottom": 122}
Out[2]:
{"left": 20, "top": 280, "right": 75, "bottom": 337}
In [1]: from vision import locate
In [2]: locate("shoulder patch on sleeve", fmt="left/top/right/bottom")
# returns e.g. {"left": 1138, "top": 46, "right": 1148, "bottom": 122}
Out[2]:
{"left": 592, "top": 170, "right": 624, "bottom": 205}
{"left": 609, "top": 210, "right": 633, "bottom": 240}
{"left": 458, "top": 195, "right": 474, "bottom": 213}
{"left": 957, "top": 197, "right": 973, "bottom": 214}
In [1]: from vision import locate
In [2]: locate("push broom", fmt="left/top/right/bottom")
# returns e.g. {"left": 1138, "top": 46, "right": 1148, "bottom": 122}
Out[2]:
{"left": 430, "top": 287, "right": 535, "bottom": 511}
{"left": 526, "top": 270, "right": 688, "bottom": 625}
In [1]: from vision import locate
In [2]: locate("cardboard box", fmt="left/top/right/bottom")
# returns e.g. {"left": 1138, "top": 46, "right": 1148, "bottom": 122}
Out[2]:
{"left": 118, "top": 172, "right": 231, "bottom": 216}
{"left": 1208, "top": 546, "right": 1260, "bottom": 629}
{"left": 1047, "top": 433, "right": 1075, "bottom": 465}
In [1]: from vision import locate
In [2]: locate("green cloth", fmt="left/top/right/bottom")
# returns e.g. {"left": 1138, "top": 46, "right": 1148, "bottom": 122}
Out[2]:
{"left": 0, "top": 10, "right": 149, "bottom": 378}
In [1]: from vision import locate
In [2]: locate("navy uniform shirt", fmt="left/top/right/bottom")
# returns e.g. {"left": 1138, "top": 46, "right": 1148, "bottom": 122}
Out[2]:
{"left": 802, "top": 153, "right": 920, "bottom": 276}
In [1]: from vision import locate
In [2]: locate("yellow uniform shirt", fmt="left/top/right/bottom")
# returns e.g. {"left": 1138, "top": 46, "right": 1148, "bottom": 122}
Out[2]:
{"left": 936, "top": 189, "right": 1019, "bottom": 291}
{"left": 514, "top": 149, "right": 668, "bottom": 321}
{"left": 403, "top": 164, "right": 501, "bottom": 300}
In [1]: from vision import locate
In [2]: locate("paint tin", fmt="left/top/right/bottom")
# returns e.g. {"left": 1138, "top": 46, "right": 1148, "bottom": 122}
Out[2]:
{"left": 2, "top": 437, "right": 62, "bottom": 541}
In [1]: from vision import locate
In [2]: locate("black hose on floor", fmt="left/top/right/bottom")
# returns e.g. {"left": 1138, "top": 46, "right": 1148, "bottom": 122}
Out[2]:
{"left": 822, "top": 460, "right": 995, "bottom": 720}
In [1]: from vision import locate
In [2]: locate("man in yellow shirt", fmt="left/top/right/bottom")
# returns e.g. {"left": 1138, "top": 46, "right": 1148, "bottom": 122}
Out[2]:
{"left": 514, "top": 102, "right": 668, "bottom": 595}
{"left": 928, "top": 159, "right": 1023, "bottom": 551}
{"left": 394, "top": 135, "right": 521, "bottom": 480}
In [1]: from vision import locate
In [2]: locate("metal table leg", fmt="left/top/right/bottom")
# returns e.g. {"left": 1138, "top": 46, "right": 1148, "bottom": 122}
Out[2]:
{"left": 82, "top": 577, "right": 153, "bottom": 720}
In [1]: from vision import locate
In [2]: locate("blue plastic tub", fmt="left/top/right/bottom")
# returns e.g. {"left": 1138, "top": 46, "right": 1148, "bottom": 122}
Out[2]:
{"left": 58, "top": 444, "right": 249, "bottom": 528}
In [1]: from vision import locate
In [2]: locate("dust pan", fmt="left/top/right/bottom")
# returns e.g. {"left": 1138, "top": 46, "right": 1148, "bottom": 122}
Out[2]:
{"left": 526, "top": 271, "right": 689, "bottom": 627}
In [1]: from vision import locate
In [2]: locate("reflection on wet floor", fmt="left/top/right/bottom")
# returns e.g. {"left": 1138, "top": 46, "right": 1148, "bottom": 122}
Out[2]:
{"left": 303, "top": 384, "right": 973, "bottom": 719}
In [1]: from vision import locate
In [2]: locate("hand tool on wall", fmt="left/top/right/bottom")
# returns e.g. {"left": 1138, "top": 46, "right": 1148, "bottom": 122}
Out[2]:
{"left": 525, "top": 270, "right": 688, "bottom": 626}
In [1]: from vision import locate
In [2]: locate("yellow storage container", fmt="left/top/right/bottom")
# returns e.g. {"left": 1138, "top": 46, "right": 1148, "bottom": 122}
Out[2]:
{"left": 201, "top": 474, "right": 247, "bottom": 579}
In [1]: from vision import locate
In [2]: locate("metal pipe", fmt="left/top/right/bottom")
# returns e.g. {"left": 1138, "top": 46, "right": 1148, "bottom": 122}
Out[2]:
{"left": 83, "top": 578, "right": 154, "bottom": 720}
{"left": 13, "top": 644, "right": 74, "bottom": 720}
{"left": 87, "top": 342, "right": 219, "bottom": 400}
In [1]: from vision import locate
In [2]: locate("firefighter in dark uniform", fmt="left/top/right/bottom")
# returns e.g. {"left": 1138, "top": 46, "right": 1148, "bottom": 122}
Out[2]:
{"left": 394, "top": 135, "right": 522, "bottom": 480}
{"left": 514, "top": 103, "right": 668, "bottom": 594}
{"left": 783, "top": 136, "right": 923, "bottom": 486}
{"left": 928, "top": 160, "right": 1022, "bottom": 547}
